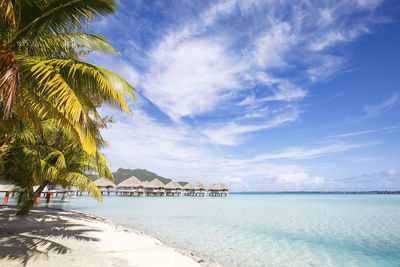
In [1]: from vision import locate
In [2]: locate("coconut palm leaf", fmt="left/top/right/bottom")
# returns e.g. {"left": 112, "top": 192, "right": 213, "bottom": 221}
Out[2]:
{"left": 13, "top": 0, "right": 116, "bottom": 41}
{"left": 0, "top": 0, "right": 15, "bottom": 25}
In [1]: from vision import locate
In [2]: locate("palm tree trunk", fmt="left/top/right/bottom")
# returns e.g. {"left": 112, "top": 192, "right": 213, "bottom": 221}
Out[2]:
{"left": 35, "top": 180, "right": 49, "bottom": 198}
{"left": 16, "top": 180, "right": 49, "bottom": 215}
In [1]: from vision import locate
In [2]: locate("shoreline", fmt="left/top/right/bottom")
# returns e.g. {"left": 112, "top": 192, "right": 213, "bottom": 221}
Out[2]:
{"left": 0, "top": 205, "right": 221, "bottom": 267}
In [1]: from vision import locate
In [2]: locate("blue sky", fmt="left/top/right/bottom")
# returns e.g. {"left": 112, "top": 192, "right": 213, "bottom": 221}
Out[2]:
{"left": 89, "top": 0, "right": 400, "bottom": 191}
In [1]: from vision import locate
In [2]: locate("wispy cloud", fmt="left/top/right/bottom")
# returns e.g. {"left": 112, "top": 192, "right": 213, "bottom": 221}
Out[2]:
{"left": 201, "top": 109, "right": 299, "bottom": 146}
{"left": 364, "top": 93, "right": 400, "bottom": 118}
{"left": 327, "top": 130, "right": 377, "bottom": 139}
{"left": 253, "top": 141, "right": 379, "bottom": 160}
{"left": 326, "top": 125, "right": 400, "bottom": 139}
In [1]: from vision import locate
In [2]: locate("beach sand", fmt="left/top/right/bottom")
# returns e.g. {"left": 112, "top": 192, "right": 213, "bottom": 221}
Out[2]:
{"left": 0, "top": 206, "right": 217, "bottom": 267}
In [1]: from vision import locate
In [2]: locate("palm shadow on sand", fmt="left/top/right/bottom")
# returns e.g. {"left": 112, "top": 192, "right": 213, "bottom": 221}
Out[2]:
{"left": 0, "top": 207, "right": 101, "bottom": 266}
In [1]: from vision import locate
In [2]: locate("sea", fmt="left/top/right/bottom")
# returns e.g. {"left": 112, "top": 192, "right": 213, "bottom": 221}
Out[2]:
{"left": 4, "top": 193, "right": 400, "bottom": 266}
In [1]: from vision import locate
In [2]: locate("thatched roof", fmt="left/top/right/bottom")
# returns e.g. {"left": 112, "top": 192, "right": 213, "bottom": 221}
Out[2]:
{"left": 117, "top": 176, "right": 143, "bottom": 188}
{"left": 217, "top": 183, "right": 229, "bottom": 191}
{"left": 183, "top": 183, "right": 194, "bottom": 190}
{"left": 94, "top": 178, "right": 116, "bottom": 188}
{"left": 194, "top": 182, "right": 206, "bottom": 190}
{"left": 165, "top": 180, "right": 183, "bottom": 189}
{"left": 208, "top": 183, "right": 218, "bottom": 190}
{"left": 145, "top": 178, "right": 165, "bottom": 189}
{"left": 141, "top": 181, "right": 150, "bottom": 188}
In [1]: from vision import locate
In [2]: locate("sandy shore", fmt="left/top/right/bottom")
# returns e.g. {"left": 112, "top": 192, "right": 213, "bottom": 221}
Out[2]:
{"left": 0, "top": 206, "right": 219, "bottom": 267}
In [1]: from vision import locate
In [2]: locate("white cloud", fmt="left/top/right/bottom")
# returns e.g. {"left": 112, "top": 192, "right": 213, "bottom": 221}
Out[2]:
{"left": 356, "top": 0, "right": 383, "bottom": 9}
{"left": 307, "top": 55, "right": 344, "bottom": 81}
{"left": 310, "top": 176, "right": 325, "bottom": 185}
{"left": 364, "top": 93, "right": 400, "bottom": 118}
{"left": 201, "top": 109, "right": 299, "bottom": 146}
{"left": 254, "top": 141, "right": 378, "bottom": 160}
{"left": 141, "top": 38, "right": 244, "bottom": 121}
{"left": 275, "top": 172, "right": 309, "bottom": 184}
{"left": 252, "top": 22, "right": 296, "bottom": 69}
{"left": 326, "top": 125, "right": 400, "bottom": 139}
{"left": 387, "top": 169, "right": 400, "bottom": 176}
{"left": 326, "top": 129, "right": 377, "bottom": 138}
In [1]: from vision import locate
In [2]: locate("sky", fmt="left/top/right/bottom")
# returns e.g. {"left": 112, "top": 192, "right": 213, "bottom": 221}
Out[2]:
{"left": 88, "top": 0, "right": 400, "bottom": 191}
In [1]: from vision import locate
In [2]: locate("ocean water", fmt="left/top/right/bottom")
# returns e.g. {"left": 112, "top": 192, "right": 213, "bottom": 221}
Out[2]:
{"left": 3, "top": 193, "right": 400, "bottom": 266}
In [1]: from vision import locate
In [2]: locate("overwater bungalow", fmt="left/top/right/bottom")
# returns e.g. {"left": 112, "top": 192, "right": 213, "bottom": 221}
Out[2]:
{"left": 208, "top": 183, "right": 229, "bottom": 196}
{"left": 117, "top": 176, "right": 144, "bottom": 196}
{"left": 164, "top": 181, "right": 183, "bottom": 196}
{"left": 94, "top": 178, "right": 117, "bottom": 195}
{"left": 183, "top": 183, "right": 194, "bottom": 196}
{"left": 144, "top": 178, "right": 165, "bottom": 196}
{"left": 0, "top": 183, "right": 17, "bottom": 205}
{"left": 193, "top": 182, "right": 207, "bottom": 196}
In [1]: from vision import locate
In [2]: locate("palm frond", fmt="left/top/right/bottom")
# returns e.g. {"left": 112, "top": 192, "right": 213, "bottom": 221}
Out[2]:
{"left": 67, "top": 172, "right": 102, "bottom": 201}
{"left": 13, "top": 0, "right": 117, "bottom": 41}
{"left": 17, "top": 32, "right": 118, "bottom": 58}
{"left": 45, "top": 58, "right": 134, "bottom": 113}
{"left": 0, "top": 0, "right": 15, "bottom": 25}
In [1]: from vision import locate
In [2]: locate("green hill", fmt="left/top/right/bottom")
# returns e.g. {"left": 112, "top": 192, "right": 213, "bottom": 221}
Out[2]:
{"left": 112, "top": 168, "right": 188, "bottom": 185}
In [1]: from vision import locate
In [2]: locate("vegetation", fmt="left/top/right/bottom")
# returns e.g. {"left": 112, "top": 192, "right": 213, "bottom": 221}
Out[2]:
{"left": 2, "top": 120, "right": 113, "bottom": 214}
{"left": 111, "top": 168, "right": 188, "bottom": 186}
{"left": 0, "top": 0, "right": 135, "bottom": 214}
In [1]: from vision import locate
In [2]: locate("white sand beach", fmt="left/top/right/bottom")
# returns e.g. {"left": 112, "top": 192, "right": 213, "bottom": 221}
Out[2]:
{"left": 0, "top": 206, "right": 217, "bottom": 267}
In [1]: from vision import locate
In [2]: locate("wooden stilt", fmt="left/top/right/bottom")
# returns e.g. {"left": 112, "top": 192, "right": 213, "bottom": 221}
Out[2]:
{"left": 3, "top": 192, "right": 9, "bottom": 205}
{"left": 35, "top": 196, "right": 40, "bottom": 207}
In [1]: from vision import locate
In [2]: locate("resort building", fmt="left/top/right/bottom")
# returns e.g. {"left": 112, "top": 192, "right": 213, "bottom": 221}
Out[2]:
{"left": 182, "top": 183, "right": 194, "bottom": 196}
{"left": 144, "top": 178, "right": 166, "bottom": 196}
{"left": 164, "top": 181, "right": 183, "bottom": 196}
{"left": 94, "top": 178, "right": 117, "bottom": 195}
{"left": 193, "top": 182, "right": 207, "bottom": 196}
{"left": 117, "top": 176, "right": 144, "bottom": 196}
{"left": 208, "top": 183, "right": 229, "bottom": 197}
{"left": 0, "top": 183, "right": 16, "bottom": 205}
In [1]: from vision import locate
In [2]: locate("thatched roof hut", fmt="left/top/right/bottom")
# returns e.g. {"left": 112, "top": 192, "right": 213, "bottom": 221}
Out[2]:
{"left": 94, "top": 178, "right": 116, "bottom": 189}
{"left": 194, "top": 182, "right": 206, "bottom": 191}
{"left": 183, "top": 183, "right": 194, "bottom": 190}
{"left": 207, "top": 183, "right": 218, "bottom": 191}
{"left": 117, "top": 176, "right": 143, "bottom": 188}
{"left": 165, "top": 180, "right": 183, "bottom": 190}
{"left": 216, "top": 183, "right": 229, "bottom": 191}
{"left": 145, "top": 178, "right": 165, "bottom": 189}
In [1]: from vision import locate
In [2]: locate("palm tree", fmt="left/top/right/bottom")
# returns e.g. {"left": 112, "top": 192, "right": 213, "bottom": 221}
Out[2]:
{"left": 2, "top": 119, "right": 113, "bottom": 214}
{"left": 0, "top": 0, "right": 135, "bottom": 155}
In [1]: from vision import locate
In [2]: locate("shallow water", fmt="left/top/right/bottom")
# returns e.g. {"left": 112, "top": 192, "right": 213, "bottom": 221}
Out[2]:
{"left": 3, "top": 193, "right": 400, "bottom": 266}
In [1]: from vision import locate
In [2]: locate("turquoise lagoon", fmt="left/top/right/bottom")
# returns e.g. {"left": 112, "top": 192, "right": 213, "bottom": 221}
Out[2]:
{"left": 4, "top": 193, "right": 400, "bottom": 266}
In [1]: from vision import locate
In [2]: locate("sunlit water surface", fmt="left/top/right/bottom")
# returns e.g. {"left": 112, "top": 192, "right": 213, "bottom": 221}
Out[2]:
{"left": 3, "top": 193, "right": 400, "bottom": 266}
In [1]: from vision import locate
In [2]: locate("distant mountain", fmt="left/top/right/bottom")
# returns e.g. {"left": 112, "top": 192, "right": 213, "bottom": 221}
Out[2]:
{"left": 112, "top": 168, "right": 188, "bottom": 185}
